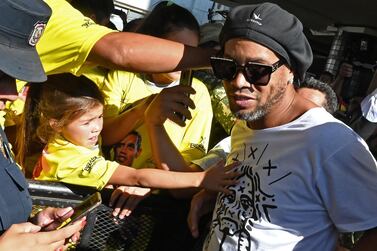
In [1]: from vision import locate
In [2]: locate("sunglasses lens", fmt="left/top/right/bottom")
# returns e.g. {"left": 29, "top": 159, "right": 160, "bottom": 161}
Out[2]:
{"left": 211, "top": 58, "right": 236, "bottom": 81}
{"left": 244, "top": 63, "right": 272, "bottom": 85}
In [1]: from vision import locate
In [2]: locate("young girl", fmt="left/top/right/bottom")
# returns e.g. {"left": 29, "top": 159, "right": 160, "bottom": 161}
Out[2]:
{"left": 18, "top": 74, "right": 237, "bottom": 193}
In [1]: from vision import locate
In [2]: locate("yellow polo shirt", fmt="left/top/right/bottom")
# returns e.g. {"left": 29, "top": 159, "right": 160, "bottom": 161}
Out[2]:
{"left": 34, "top": 137, "right": 119, "bottom": 190}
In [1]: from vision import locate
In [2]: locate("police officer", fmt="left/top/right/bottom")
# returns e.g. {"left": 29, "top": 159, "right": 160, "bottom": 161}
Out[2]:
{"left": 0, "top": 0, "right": 84, "bottom": 249}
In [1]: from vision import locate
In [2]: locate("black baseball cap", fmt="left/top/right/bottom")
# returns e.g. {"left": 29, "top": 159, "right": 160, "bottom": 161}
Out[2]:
{"left": 0, "top": 0, "right": 51, "bottom": 82}
{"left": 220, "top": 2, "right": 313, "bottom": 82}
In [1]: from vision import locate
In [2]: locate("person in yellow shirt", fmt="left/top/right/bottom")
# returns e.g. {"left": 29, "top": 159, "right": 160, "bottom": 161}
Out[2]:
{"left": 39, "top": 0, "right": 215, "bottom": 77}
{"left": 5, "top": 0, "right": 214, "bottom": 131}
{"left": 101, "top": 2, "right": 213, "bottom": 182}
{"left": 11, "top": 0, "right": 214, "bottom": 174}
{"left": 21, "top": 74, "right": 237, "bottom": 196}
{"left": 7, "top": 0, "right": 215, "bottom": 127}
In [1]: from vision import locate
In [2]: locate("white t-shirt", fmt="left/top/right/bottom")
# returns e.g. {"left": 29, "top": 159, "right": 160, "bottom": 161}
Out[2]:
{"left": 361, "top": 87, "right": 377, "bottom": 122}
{"left": 204, "top": 107, "right": 377, "bottom": 251}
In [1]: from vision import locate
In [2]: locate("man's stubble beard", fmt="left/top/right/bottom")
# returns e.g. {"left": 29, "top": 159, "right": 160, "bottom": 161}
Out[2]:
{"left": 232, "top": 83, "right": 286, "bottom": 122}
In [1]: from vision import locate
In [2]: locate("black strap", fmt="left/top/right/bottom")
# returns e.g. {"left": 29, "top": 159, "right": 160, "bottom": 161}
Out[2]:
{"left": 0, "top": 127, "right": 14, "bottom": 163}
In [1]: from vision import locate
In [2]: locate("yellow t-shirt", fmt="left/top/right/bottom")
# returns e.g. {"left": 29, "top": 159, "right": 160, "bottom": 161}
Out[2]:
{"left": 34, "top": 137, "right": 119, "bottom": 190}
{"left": 101, "top": 71, "right": 213, "bottom": 168}
{"left": 38, "top": 0, "right": 114, "bottom": 76}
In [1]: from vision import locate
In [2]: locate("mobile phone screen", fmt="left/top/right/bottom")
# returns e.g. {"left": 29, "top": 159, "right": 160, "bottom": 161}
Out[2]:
{"left": 45, "top": 192, "right": 102, "bottom": 230}
{"left": 180, "top": 70, "right": 193, "bottom": 87}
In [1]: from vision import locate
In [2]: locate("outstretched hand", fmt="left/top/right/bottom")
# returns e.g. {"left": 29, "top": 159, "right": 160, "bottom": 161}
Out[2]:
{"left": 200, "top": 160, "right": 239, "bottom": 193}
{"left": 109, "top": 186, "right": 151, "bottom": 219}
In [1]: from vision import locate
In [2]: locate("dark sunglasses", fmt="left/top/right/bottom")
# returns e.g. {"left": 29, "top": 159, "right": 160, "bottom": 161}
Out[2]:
{"left": 210, "top": 57, "right": 284, "bottom": 86}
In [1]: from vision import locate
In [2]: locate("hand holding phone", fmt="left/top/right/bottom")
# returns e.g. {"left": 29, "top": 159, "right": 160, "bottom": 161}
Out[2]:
{"left": 176, "top": 70, "right": 193, "bottom": 122}
{"left": 42, "top": 192, "right": 102, "bottom": 230}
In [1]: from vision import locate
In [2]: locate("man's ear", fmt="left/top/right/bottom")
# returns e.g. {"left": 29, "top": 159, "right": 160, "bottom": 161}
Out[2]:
{"left": 284, "top": 67, "right": 295, "bottom": 84}
{"left": 288, "top": 69, "right": 295, "bottom": 84}
{"left": 49, "top": 119, "right": 61, "bottom": 132}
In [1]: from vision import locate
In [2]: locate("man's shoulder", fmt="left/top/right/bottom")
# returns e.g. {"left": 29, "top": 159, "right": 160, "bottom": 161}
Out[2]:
{"left": 295, "top": 108, "right": 346, "bottom": 129}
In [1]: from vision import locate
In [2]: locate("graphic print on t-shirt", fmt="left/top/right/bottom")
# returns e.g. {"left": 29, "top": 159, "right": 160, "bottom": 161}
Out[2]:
{"left": 205, "top": 143, "right": 292, "bottom": 251}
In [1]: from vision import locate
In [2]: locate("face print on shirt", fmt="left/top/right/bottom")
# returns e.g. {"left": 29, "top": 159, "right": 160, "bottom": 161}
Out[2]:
{"left": 205, "top": 142, "right": 293, "bottom": 251}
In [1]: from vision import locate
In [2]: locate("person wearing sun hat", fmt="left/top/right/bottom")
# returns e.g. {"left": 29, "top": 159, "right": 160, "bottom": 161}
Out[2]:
{"left": 188, "top": 3, "right": 377, "bottom": 250}
{"left": 0, "top": 0, "right": 86, "bottom": 249}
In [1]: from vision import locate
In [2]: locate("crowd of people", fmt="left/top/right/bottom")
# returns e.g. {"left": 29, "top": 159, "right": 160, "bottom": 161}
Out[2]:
{"left": 0, "top": 0, "right": 376, "bottom": 250}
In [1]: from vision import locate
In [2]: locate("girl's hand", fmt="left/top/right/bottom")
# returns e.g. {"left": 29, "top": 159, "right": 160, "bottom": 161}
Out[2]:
{"left": 200, "top": 160, "right": 240, "bottom": 193}
{"left": 109, "top": 186, "right": 151, "bottom": 219}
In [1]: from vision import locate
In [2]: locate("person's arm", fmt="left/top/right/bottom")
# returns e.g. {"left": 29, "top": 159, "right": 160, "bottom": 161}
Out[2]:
{"left": 330, "top": 62, "right": 353, "bottom": 97}
{"left": 88, "top": 32, "right": 215, "bottom": 73}
{"left": 352, "top": 227, "right": 377, "bottom": 251}
{"left": 167, "top": 161, "right": 227, "bottom": 199}
{"left": 39, "top": 0, "right": 215, "bottom": 75}
{"left": 144, "top": 85, "right": 196, "bottom": 172}
{"left": 177, "top": 80, "right": 213, "bottom": 165}
{"left": 108, "top": 161, "right": 238, "bottom": 193}
{"left": 102, "top": 95, "right": 155, "bottom": 145}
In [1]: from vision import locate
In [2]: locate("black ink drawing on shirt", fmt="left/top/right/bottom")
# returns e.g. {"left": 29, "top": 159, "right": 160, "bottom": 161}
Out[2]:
{"left": 205, "top": 143, "right": 292, "bottom": 251}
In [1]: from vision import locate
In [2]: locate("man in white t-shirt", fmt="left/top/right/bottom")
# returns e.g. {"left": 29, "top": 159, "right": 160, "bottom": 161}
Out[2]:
{"left": 187, "top": 3, "right": 377, "bottom": 251}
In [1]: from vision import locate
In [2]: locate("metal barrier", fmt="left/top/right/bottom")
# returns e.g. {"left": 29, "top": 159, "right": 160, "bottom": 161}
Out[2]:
{"left": 28, "top": 180, "right": 202, "bottom": 251}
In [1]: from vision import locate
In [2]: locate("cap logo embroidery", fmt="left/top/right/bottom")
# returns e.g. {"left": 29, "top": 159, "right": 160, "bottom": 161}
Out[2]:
{"left": 253, "top": 13, "right": 262, "bottom": 20}
{"left": 28, "top": 21, "right": 47, "bottom": 46}
{"left": 246, "top": 12, "right": 262, "bottom": 26}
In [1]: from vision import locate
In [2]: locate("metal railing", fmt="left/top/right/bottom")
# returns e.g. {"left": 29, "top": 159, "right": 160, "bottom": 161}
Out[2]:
{"left": 28, "top": 180, "right": 203, "bottom": 251}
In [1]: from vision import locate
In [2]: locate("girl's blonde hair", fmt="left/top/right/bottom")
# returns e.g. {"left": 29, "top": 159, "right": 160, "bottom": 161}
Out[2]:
{"left": 17, "top": 73, "right": 104, "bottom": 175}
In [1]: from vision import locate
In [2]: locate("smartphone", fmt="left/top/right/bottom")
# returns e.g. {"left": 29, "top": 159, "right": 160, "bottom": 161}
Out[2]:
{"left": 177, "top": 70, "right": 193, "bottom": 121}
{"left": 44, "top": 192, "right": 102, "bottom": 230}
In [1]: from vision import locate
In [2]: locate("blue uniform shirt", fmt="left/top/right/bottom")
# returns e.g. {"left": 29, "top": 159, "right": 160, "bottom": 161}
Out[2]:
{"left": 0, "top": 128, "right": 32, "bottom": 233}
